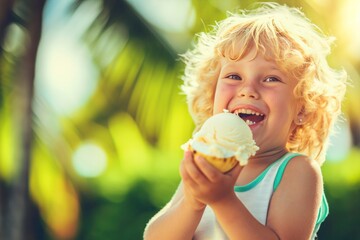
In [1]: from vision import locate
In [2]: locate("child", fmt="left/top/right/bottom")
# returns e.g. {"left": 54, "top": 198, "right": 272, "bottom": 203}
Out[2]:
{"left": 144, "top": 2, "right": 347, "bottom": 240}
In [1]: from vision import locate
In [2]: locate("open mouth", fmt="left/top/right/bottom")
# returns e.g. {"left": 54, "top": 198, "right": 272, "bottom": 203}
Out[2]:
{"left": 233, "top": 109, "right": 265, "bottom": 126}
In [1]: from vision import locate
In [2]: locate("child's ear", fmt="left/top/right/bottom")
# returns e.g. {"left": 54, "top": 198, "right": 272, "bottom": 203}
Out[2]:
{"left": 294, "top": 106, "right": 306, "bottom": 125}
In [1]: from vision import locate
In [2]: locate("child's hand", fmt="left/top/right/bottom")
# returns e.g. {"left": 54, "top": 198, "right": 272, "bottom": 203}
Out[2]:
{"left": 179, "top": 151, "right": 206, "bottom": 210}
{"left": 180, "top": 150, "right": 242, "bottom": 207}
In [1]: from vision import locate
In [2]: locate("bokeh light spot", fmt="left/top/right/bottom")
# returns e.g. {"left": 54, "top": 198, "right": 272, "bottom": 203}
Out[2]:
{"left": 326, "top": 119, "right": 352, "bottom": 162}
{"left": 72, "top": 142, "right": 107, "bottom": 177}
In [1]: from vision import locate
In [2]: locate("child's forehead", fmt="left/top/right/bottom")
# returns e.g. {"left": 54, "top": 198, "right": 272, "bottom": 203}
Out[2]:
{"left": 216, "top": 31, "right": 285, "bottom": 63}
{"left": 218, "top": 50, "right": 280, "bottom": 69}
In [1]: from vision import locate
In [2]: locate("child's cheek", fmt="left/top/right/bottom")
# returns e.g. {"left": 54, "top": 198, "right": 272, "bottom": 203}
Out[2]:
{"left": 213, "top": 83, "right": 235, "bottom": 114}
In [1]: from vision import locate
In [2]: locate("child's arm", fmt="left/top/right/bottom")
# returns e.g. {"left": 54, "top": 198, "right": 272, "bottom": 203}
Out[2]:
{"left": 190, "top": 155, "right": 322, "bottom": 240}
{"left": 265, "top": 156, "right": 322, "bottom": 239}
{"left": 143, "top": 152, "right": 206, "bottom": 240}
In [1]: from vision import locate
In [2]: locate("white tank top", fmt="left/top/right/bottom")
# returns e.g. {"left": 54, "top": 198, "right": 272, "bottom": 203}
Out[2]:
{"left": 193, "top": 152, "right": 327, "bottom": 239}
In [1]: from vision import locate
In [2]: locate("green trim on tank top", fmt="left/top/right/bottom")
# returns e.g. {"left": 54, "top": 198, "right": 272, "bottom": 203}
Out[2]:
{"left": 316, "top": 193, "right": 329, "bottom": 224}
{"left": 273, "top": 152, "right": 302, "bottom": 191}
{"left": 234, "top": 152, "right": 300, "bottom": 192}
{"left": 272, "top": 152, "right": 329, "bottom": 226}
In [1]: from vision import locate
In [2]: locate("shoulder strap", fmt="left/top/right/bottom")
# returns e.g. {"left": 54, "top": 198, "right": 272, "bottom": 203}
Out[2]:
{"left": 273, "top": 152, "right": 302, "bottom": 191}
{"left": 272, "top": 152, "right": 329, "bottom": 235}
{"left": 316, "top": 192, "right": 329, "bottom": 224}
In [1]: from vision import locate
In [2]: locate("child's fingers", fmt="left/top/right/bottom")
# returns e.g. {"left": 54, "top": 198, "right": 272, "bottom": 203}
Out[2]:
{"left": 194, "top": 156, "right": 221, "bottom": 182}
{"left": 179, "top": 151, "right": 192, "bottom": 180}
{"left": 181, "top": 151, "right": 207, "bottom": 185}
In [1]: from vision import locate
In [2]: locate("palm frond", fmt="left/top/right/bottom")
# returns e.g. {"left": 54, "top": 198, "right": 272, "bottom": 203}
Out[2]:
{"left": 70, "top": 0, "right": 182, "bottom": 146}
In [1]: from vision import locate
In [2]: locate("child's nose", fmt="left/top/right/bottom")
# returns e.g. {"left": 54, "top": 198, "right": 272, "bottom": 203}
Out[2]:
{"left": 237, "top": 84, "right": 259, "bottom": 99}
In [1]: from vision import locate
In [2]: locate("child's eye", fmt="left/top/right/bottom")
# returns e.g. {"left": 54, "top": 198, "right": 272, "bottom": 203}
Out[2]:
{"left": 264, "top": 76, "right": 281, "bottom": 82}
{"left": 226, "top": 74, "right": 242, "bottom": 80}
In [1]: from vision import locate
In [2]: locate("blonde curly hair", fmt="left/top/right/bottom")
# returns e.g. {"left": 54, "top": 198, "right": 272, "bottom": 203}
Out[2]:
{"left": 181, "top": 3, "right": 347, "bottom": 165}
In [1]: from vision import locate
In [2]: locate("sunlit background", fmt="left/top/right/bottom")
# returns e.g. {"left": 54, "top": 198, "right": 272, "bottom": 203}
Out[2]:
{"left": 0, "top": 0, "right": 359, "bottom": 239}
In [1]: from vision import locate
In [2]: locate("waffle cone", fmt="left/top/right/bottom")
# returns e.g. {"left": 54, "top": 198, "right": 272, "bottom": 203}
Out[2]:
{"left": 190, "top": 147, "right": 238, "bottom": 173}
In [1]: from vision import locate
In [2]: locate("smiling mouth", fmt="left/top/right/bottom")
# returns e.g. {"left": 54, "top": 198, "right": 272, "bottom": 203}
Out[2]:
{"left": 233, "top": 109, "right": 265, "bottom": 126}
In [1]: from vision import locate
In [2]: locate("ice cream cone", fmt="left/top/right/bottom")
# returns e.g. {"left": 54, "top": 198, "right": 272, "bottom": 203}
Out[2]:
{"left": 190, "top": 146, "right": 238, "bottom": 172}
{"left": 182, "top": 113, "right": 259, "bottom": 173}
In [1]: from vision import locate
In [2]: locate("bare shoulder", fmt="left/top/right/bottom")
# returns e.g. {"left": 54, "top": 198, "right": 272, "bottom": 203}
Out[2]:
{"left": 267, "top": 155, "right": 323, "bottom": 239}
{"left": 275, "top": 154, "right": 324, "bottom": 203}
{"left": 285, "top": 155, "right": 323, "bottom": 185}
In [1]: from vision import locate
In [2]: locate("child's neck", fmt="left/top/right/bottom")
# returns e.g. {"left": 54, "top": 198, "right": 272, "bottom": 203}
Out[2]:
{"left": 248, "top": 148, "right": 288, "bottom": 167}
{"left": 236, "top": 148, "right": 288, "bottom": 186}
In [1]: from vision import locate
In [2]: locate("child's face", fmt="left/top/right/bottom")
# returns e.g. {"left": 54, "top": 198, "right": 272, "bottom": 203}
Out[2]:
{"left": 213, "top": 47, "right": 300, "bottom": 154}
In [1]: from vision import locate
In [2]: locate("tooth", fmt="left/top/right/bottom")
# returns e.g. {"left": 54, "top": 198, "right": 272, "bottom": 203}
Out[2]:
{"left": 245, "top": 119, "right": 255, "bottom": 126}
{"left": 234, "top": 108, "right": 264, "bottom": 117}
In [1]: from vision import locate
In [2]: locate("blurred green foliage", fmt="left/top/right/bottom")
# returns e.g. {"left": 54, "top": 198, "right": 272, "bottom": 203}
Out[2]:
{"left": 320, "top": 149, "right": 360, "bottom": 239}
{"left": 1, "top": 0, "right": 360, "bottom": 239}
